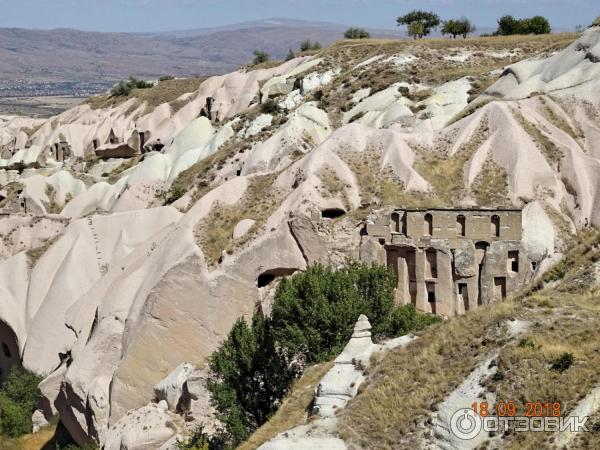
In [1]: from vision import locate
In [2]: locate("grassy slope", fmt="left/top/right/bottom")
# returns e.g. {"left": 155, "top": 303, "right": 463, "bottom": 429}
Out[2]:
{"left": 339, "top": 229, "right": 600, "bottom": 449}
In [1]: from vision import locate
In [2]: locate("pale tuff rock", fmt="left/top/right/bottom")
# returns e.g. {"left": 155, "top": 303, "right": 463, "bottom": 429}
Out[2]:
{"left": 313, "top": 315, "right": 375, "bottom": 418}
{"left": 554, "top": 386, "right": 600, "bottom": 448}
{"left": 154, "top": 363, "right": 195, "bottom": 412}
{"left": 433, "top": 354, "right": 499, "bottom": 450}
{"left": 486, "top": 26, "right": 600, "bottom": 100}
{"left": 104, "top": 402, "right": 181, "bottom": 450}
{"left": 242, "top": 114, "right": 274, "bottom": 138}
{"left": 522, "top": 201, "right": 555, "bottom": 262}
{"left": 233, "top": 218, "right": 256, "bottom": 240}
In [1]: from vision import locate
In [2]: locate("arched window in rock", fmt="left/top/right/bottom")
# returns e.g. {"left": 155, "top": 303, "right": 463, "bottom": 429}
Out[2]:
{"left": 457, "top": 214, "right": 466, "bottom": 237}
{"left": 424, "top": 213, "right": 433, "bottom": 236}
{"left": 491, "top": 215, "right": 500, "bottom": 237}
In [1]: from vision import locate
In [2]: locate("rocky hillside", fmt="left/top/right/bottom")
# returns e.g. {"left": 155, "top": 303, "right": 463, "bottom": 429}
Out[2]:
{"left": 0, "top": 27, "right": 599, "bottom": 449}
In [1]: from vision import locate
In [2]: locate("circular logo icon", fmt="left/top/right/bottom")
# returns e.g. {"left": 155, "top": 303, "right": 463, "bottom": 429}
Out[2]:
{"left": 450, "top": 408, "right": 482, "bottom": 441}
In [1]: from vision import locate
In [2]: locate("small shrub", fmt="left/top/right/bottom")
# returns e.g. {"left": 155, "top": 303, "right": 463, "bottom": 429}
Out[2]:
{"left": 176, "top": 425, "right": 216, "bottom": 450}
{"left": 285, "top": 49, "right": 295, "bottom": 61}
{"left": 518, "top": 337, "right": 536, "bottom": 348}
{"left": 159, "top": 75, "right": 175, "bottom": 82}
{"left": 551, "top": 352, "right": 574, "bottom": 372}
{"left": 299, "top": 40, "right": 322, "bottom": 51}
{"left": 110, "top": 77, "right": 153, "bottom": 97}
{"left": 260, "top": 99, "right": 278, "bottom": 115}
{"left": 344, "top": 27, "right": 371, "bottom": 39}
{"left": 593, "top": 16, "right": 600, "bottom": 27}
{"left": 252, "top": 51, "right": 270, "bottom": 65}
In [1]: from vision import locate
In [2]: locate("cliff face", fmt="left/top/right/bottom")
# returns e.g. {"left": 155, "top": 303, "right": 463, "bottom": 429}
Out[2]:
{"left": 0, "top": 29, "right": 599, "bottom": 447}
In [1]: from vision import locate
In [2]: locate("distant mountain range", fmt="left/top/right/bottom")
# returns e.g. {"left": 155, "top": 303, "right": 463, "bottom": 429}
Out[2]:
{"left": 0, "top": 18, "right": 407, "bottom": 97}
{"left": 0, "top": 17, "right": 572, "bottom": 98}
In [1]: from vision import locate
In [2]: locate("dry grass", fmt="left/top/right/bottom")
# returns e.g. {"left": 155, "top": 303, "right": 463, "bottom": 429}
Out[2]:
{"left": 0, "top": 421, "right": 79, "bottom": 450}
{"left": 105, "top": 156, "right": 142, "bottom": 183}
{"left": 26, "top": 235, "right": 60, "bottom": 268}
{"left": 237, "top": 361, "right": 334, "bottom": 450}
{"left": 470, "top": 158, "right": 509, "bottom": 206}
{"left": 339, "top": 302, "right": 517, "bottom": 449}
{"left": 513, "top": 109, "right": 564, "bottom": 167}
{"left": 342, "top": 147, "right": 437, "bottom": 219}
{"left": 86, "top": 77, "right": 206, "bottom": 112}
{"left": 539, "top": 97, "right": 583, "bottom": 142}
{"left": 339, "top": 228, "right": 600, "bottom": 449}
{"left": 414, "top": 119, "right": 489, "bottom": 204}
{"left": 194, "top": 173, "right": 284, "bottom": 265}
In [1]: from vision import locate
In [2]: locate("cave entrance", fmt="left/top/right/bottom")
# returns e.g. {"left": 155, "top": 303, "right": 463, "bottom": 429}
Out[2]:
{"left": 321, "top": 208, "right": 346, "bottom": 219}
{"left": 257, "top": 268, "right": 298, "bottom": 288}
{"left": 0, "top": 320, "right": 21, "bottom": 382}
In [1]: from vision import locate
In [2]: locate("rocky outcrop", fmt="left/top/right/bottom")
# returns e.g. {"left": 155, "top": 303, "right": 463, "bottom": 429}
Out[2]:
{"left": 313, "top": 315, "right": 376, "bottom": 417}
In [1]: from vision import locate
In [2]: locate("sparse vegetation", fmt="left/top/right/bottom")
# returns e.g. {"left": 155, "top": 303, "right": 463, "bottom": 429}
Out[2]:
{"left": 86, "top": 77, "right": 206, "bottom": 112}
{"left": 414, "top": 119, "right": 490, "bottom": 204}
{"left": 260, "top": 99, "right": 278, "bottom": 115}
{"left": 513, "top": 109, "right": 564, "bottom": 167}
{"left": 110, "top": 77, "right": 153, "bottom": 97}
{"left": 344, "top": 27, "right": 371, "bottom": 40}
{"left": 252, "top": 51, "right": 270, "bottom": 65}
{"left": 470, "top": 158, "right": 509, "bottom": 206}
{"left": 299, "top": 40, "right": 321, "bottom": 52}
{"left": 194, "top": 173, "right": 282, "bottom": 264}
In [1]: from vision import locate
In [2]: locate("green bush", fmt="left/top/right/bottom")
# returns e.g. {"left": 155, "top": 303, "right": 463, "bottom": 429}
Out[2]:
{"left": 252, "top": 51, "right": 270, "bottom": 65}
{"left": 495, "top": 15, "right": 551, "bottom": 35}
{"left": 593, "top": 16, "right": 600, "bottom": 27}
{"left": 207, "top": 262, "right": 440, "bottom": 448}
{"left": 0, "top": 366, "right": 43, "bottom": 438}
{"left": 159, "top": 75, "right": 175, "bottom": 82}
{"left": 344, "top": 27, "right": 371, "bottom": 39}
{"left": 551, "top": 352, "right": 574, "bottom": 372}
{"left": 299, "top": 40, "right": 322, "bottom": 51}
{"left": 110, "top": 77, "right": 153, "bottom": 97}
{"left": 260, "top": 99, "right": 278, "bottom": 115}
{"left": 285, "top": 49, "right": 295, "bottom": 61}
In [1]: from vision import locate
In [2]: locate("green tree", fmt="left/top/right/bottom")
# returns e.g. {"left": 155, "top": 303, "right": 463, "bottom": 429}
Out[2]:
{"left": 442, "top": 18, "right": 476, "bottom": 39}
{"left": 344, "top": 27, "right": 371, "bottom": 39}
{"left": 397, "top": 10, "right": 441, "bottom": 38}
{"left": 407, "top": 22, "right": 426, "bottom": 39}
{"left": 252, "top": 50, "right": 270, "bottom": 65}
{"left": 206, "top": 262, "right": 440, "bottom": 448}
{"left": 285, "top": 49, "right": 295, "bottom": 61}
{"left": 0, "top": 367, "right": 43, "bottom": 438}
{"left": 523, "top": 16, "right": 551, "bottom": 34}
{"left": 593, "top": 16, "right": 600, "bottom": 27}
{"left": 207, "top": 312, "right": 298, "bottom": 448}
{"left": 495, "top": 15, "right": 551, "bottom": 35}
{"left": 496, "top": 15, "right": 521, "bottom": 35}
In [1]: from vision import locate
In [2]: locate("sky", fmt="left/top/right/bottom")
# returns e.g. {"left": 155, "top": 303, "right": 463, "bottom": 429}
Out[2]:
{"left": 0, "top": 0, "right": 594, "bottom": 32}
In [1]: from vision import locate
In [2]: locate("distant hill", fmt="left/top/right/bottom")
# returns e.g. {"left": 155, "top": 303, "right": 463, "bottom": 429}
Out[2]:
{"left": 0, "top": 18, "right": 405, "bottom": 97}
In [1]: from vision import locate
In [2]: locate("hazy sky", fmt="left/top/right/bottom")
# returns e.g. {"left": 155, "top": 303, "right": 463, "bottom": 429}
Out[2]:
{"left": 0, "top": 0, "right": 594, "bottom": 32}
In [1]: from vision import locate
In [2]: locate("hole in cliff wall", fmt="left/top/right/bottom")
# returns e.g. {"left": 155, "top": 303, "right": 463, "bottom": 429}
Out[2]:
{"left": 424, "top": 213, "right": 433, "bottom": 236}
{"left": 257, "top": 268, "right": 298, "bottom": 288}
{"left": 0, "top": 320, "right": 21, "bottom": 382}
{"left": 321, "top": 208, "right": 346, "bottom": 219}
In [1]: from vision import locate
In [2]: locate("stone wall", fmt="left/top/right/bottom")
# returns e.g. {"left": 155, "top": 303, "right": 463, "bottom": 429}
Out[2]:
{"left": 363, "top": 208, "right": 532, "bottom": 317}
